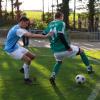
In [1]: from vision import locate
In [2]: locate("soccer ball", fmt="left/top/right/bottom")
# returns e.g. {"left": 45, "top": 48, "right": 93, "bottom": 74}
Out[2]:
{"left": 75, "top": 74, "right": 86, "bottom": 84}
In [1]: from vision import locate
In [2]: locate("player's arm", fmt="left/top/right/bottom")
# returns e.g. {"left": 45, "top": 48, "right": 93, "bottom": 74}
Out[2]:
{"left": 57, "top": 22, "right": 72, "bottom": 51}
{"left": 16, "top": 28, "right": 52, "bottom": 38}
{"left": 58, "top": 33, "right": 72, "bottom": 51}
{"left": 24, "top": 32, "right": 49, "bottom": 38}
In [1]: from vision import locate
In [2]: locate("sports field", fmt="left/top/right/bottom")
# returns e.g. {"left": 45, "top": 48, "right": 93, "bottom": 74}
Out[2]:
{"left": 0, "top": 47, "right": 100, "bottom": 100}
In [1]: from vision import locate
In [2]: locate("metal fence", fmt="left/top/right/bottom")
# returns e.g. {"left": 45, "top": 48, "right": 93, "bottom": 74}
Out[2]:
{"left": 0, "top": 29, "right": 100, "bottom": 46}
{"left": 70, "top": 31, "right": 100, "bottom": 42}
{"left": 88, "top": 31, "right": 100, "bottom": 41}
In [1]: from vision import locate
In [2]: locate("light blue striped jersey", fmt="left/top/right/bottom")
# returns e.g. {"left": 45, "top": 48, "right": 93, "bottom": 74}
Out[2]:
{"left": 4, "top": 24, "right": 24, "bottom": 53}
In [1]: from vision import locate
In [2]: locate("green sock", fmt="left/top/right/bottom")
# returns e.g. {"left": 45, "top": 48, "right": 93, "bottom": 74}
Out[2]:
{"left": 51, "top": 61, "right": 62, "bottom": 77}
{"left": 80, "top": 52, "right": 90, "bottom": 66}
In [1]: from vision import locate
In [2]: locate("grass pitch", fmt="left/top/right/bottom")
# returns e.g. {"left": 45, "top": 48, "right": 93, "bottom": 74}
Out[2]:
{"left": 0, "top": 47, "right": 100, "bottom": 100}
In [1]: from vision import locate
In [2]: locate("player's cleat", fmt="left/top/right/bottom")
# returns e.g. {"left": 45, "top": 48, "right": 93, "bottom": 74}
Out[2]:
{"left": 49, "top": 77, "right": 56, "bottom": 86}
{"left": 87, "top": 66, "right": 94, "bottom": 74}
{"left": 19, "top": 68, "right": 24, "bottom": 73}
{"left": 24, "top": 78, "right": 33, "bottom": 85}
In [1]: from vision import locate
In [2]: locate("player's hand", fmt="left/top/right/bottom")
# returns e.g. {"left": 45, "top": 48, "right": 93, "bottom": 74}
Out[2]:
{"left": 46, "top": 31, "right": 54, "bottom": 37}
{"left": 67, "top": 48, "right": 72, "bottom": 51}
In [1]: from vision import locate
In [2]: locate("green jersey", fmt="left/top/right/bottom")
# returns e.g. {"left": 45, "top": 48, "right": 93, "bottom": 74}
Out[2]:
{"left": 44, "top": 19, "right": 69, "bottom": 53}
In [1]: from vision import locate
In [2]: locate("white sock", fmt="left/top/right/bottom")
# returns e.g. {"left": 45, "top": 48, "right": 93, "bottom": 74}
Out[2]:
{"left": 23, "top": 63, "right": 29, "bottom": 79}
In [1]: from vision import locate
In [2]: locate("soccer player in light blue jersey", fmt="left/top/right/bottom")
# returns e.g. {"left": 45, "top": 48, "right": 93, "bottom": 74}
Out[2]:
{"left": 4, "top": 17, "right": 51, "bottom": 85}
{"left": 43, "top": 12, "right": 94, "bottom": 86}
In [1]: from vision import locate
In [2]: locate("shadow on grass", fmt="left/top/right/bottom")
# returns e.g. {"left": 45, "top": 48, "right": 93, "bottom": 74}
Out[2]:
{"left": 0, "top": 47, "right": 100, "bottom": 100}
{"left": 0, "top": 48, "right": 58, "bottom": 100}
{"left": 52, "top": 85, "right": 66, "bottom": 100}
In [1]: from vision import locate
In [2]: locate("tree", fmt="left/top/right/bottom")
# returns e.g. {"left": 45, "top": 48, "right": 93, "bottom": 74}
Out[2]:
{"left": 14, "top": 0, "right": 22, "bottom": 21}
{"left": 5, "top": 0, "right": 7, "bottom": 12}
{"left": 88, "top": 0, "right": 95, "bottom": 32}
{"left": 95, "top": 0, "right": 100, "bottom": 13}
{"left": 0, "top": 0, "right": 3, "bottom": 18}
{"left": 10, "top": 0, "right": 15, "bottom": 19}
{"left": 61, "top": 0, "right": 70, "bottom": 29}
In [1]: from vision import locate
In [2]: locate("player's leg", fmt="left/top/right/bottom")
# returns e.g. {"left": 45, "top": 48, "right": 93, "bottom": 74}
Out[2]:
{"left": 68, "top": 45, "right": 93, "bottom": 74}
{"left": 20, "top": 51, "right": 35, "bottom": 72}
{"left": 21, "top": 54, "right": 33, "bottom": 84}
{"left": 49, "top": 53, "right": 63, "bottom": 85}
{"left": 24, "top": 52, "right": 36, "bottom": 60}
{"left": 21, "top": 52, "right": 35, "bottom": 75}
{"left": 50, "top": 61, "right": 62, "bottom": 86}
{"left": 20, "top": 50, "right": 36, "bottom": 84}
{"left": 70, "top": 45, "right": 93, "bottom": 74}
{"left": 10, "top": 47, "right": 34, "bottom": 84}
{"left": 50, "top": 61, "right": 62, "bottom": 78}
{"left": 76, "top": 48, "right": 94, "bottom": 74}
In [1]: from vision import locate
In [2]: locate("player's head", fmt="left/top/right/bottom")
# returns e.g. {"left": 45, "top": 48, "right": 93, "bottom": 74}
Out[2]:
{"left": 19, "top": 17, "right": 30, "bottom": 28}
{"left": 55, "top": 12, "right": 64, "bottom": 20}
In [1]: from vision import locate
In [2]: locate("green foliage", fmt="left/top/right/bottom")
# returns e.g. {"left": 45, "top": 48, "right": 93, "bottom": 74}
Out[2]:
{"left": 69, "top": 13, "right": 78, "bottom": 28}
{"left": 44, "top": 12, "right": 53, "bottom": 23}
{"left": 23, "top": 10, "right": 42, "bottom": 20}
{"left": 33, "top": 19, "right": 47, "bottom": 29}
{"left": 22, "top": 11, "right": 48, "bottom": 29}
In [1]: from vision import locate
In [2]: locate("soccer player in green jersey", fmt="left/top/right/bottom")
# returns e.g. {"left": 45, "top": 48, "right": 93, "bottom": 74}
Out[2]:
{"left": 43, "top": 12, "right": 94, "bottom": 86}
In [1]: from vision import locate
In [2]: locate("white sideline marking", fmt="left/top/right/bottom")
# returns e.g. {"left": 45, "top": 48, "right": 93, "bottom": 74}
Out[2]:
{"left": 87, "top": 59, "right": 100, "bottom": 100}
{"left": 87, "top": 82, "right": 100, "bottom": 100}
{"left": 89, "top": 58, "right": 100, "bottom": 64}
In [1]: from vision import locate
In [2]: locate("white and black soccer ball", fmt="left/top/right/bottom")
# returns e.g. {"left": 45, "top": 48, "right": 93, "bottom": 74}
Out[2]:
{"left": 75, "top": 74, "right": 86, "bottom": 84}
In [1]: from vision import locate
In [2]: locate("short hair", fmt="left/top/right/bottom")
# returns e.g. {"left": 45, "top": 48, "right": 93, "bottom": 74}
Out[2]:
{"left": 55, "top": 12, "right": 64, "bottom": 19}
{"left": 19, "top": 16, "right": 29, "bottom": 22}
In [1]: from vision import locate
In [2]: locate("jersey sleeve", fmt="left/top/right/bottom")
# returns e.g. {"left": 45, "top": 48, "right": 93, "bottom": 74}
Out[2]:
{"left": 16, "top": 28, "right": 28, "bottom": 37}
{"left": 43, "top": 23, "right": 51, "bottom": 35}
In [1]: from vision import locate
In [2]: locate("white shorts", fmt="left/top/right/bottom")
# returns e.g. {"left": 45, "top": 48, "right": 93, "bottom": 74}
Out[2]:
{"left": 7, "top": 47, "right": 29, "bottom": 59}
{"left": 54, "top": 45, "right": 79, "bottom": 61}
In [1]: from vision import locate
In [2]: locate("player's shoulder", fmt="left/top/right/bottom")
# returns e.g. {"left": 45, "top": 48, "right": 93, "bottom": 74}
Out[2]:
{"left": 49, "top": 20, "right": 65, "bottom": 27}
{"left": 57, "top": 20, "right": 65, "bottom": 26}
{"left": 11, "top": 24, "right": 20, "bottom": 30}
{"left": 55, "top": 19, "right": 64, "bottom": 23}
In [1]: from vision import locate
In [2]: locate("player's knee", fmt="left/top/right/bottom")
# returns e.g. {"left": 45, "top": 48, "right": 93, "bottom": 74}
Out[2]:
{"left": 76, "top": 48, "right": 84, "bottom": 55}
{"left": 25, "top": 52, "right": 36, "bottom": 60}
{"left": 26, "top": 58, "right": 31, "bottom": 65}
{"left": 22, "top": 55, "right": 32, "bottom": 65}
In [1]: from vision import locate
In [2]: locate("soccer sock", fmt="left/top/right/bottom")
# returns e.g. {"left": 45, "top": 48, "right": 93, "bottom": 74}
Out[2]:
{"left": 23, "top": 63, "right": 29, "bottom": 79}
{"left": 51, "top": 61, "right": 62, "bottom": 78}
{"left": 80, "top": 52, "right": 90, "bottom": 67}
